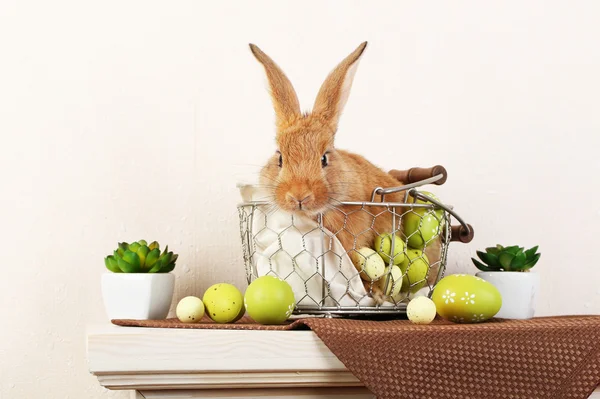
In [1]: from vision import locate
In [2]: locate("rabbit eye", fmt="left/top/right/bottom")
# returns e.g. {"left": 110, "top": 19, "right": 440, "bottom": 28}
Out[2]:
{"left": 278, "top": 153, "right": 283, "bottom": 168}
{"left": 321, "top": 153, "right": 328, "bottom": 168}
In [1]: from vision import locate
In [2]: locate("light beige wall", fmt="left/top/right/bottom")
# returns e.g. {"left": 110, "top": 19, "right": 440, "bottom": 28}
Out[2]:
{"left": 1, "top": 1, "right": 599, "bottom": 398}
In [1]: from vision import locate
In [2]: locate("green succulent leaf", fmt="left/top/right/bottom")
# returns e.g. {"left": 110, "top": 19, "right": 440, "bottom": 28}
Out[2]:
{"left": 477, "top": 250, "right": 500, "bottom": 268}
{"left": 161, "top": 256, "right": 176, "bottom": 272}
{"left": 510, "top": 251, "right": 527, "bottom": 269}
{"left": 485, "top": 246, "right": 502, "bottom": 256}
{"left": 119, "top": 250, "right": 141, "bottom": 272}
{"left": 117, "top": 242, "right": 128, "bottom": 257}
{"left": 128, "top": 242, "right": 141, "bottom": 253}
{"left": 145, "top": 248, "right": 161, "bottom": 269}
{"left": 514, "top": 263, "right": 529, "bottom": 272}
{"left": 161, "top": 263, "right": 176, "bottom": 273}
{"left": 105, "top": 256, "right": 121, "bottom": 273}
{"left": 525, "top": 245, "right": 539, "bottom": 260}
{"left": 504, "top": 245, "right": 522, "bottom": 256}
{"left": 472, "top": 258, "right": 494, "bottom": 272}
{"left": 153, "top": 252, "right": 174, "bottom": 273}
{"left": 523, "top": 253, "right": 541, "bottom": 270}
{"left": 148, "top": 259, "right": 164, "bottom": 273}
{"left": 160, "top": 251, "right": 173, "bottom": 267}
{"left": 138, "top": 240, "right": 148, "bottom": 246}
{"left": 148, "top": 241, "right": 160, "bottom": 251}
{"left": 137, "top": 245, "right": 150, "bottom": 269}
{"left": 498, "top": 252, "right": 514, "bottom": 270}
{"left": 117, "top": 257, "right": 140, "bottom": 273}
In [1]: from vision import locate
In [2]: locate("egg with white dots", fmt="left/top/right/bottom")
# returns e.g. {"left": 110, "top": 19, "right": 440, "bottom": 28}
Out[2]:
{"left": 431, "top": 274, "right": 502, "bottom": 323}
{"left": 406, "top": 296, "right": 437, "bottom": 325}
{"left": 176, "top": 296, "right": 205, "bottom": 323}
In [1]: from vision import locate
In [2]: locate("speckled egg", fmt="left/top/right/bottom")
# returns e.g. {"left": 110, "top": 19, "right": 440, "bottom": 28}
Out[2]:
{"left": 407, "top": 296, "right": 437, "bottom": 324}
{"left": 356, "top": 247, "right": 386, "bottom": 282}
{"left": 244, "top": 276, "right": 295, "bottom": 325}
{"left": 432, "top": 274, "right": 502, "bottom": 323}
{"left": 176, "top": 296, "right": 205, "bottom": 323}
{"left": 203, "top": 283, "right": 245, "bottom": 324}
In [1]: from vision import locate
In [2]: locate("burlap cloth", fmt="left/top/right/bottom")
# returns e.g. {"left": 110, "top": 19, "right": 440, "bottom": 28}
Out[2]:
{"left": 113, "top": 316, "right": 600, "bottom": 399}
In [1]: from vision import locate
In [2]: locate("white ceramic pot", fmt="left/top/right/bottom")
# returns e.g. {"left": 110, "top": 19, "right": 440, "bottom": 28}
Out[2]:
{"left": 476, "top": 271, "right": 539, "bottom": 319}
{"left": 101, "top": 273, "right": 175, "bottom": 320}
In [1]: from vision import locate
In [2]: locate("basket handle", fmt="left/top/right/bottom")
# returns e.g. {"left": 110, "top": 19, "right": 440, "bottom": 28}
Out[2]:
{"left": 449, "top": 224, "right": 475, "bottom": 243}
{"left": 389, "top": 165, "right": 448, "bottom": 186}
{"left": 411, "top": 190, "right": 474, "bottom": 244}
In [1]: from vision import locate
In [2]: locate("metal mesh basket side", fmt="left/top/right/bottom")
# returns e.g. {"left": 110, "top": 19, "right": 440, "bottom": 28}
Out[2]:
{"left": 238, "top": 199, "right": 453, "bottom": 316}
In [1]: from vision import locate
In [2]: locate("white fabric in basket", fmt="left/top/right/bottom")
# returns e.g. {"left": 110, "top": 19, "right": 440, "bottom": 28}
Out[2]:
{"left": 239, "top": 185, "right": 377, "bottom": 307}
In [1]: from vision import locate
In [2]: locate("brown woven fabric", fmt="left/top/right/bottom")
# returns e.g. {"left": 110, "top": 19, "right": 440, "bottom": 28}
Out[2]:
{"left": 112, "top": 315, "right": 308, "bottom": 330}
{"left": 113, "top": 316, "right": 600, "bottom": 399}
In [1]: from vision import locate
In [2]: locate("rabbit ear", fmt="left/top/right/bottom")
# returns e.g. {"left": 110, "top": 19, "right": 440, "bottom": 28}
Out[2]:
{"left": 312, "top": 42, "right": 367, "bottom": 130}
{"left": 249, "top": 44, "right": 301, "bottom": 131}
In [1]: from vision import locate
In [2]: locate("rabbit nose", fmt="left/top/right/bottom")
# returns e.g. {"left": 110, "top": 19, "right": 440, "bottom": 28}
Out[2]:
{"left": 286, "top": 192, "right": 314, "bottom": 209}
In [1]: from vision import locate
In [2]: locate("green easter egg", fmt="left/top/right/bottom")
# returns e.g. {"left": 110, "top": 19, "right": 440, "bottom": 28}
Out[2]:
{"left": 374, "top": 233, "right": 406, "bottom": 265}
{"left": 404, "top": 210, "right": 441, "bottom": 250}
{"left": 203, "top": 283, "right": 245, "bottom": 324}
{"left": 244, "top": 276, "right": 295, "bottom": 325}
{"left": 431, "top": 274, "right": 502, "bottom": 323}
{"left": 400, "top": 249, "right": 430, "bottom": 293}
{"left": 409, "top": 191, "right": 444, "bottom": 219}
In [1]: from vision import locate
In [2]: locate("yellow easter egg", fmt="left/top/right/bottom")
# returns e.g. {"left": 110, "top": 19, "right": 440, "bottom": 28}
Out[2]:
{"left": 203, "top": 283, "right": 245, "bottom": 324}
{"left": 432, "top": 274, "right": 502, "bottom": 323}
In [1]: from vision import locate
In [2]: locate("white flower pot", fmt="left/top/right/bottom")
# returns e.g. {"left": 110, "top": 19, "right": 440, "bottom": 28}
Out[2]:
{"left": 101, "top": 273, "right": 175, "bottom": 320}
{"left": 476, "top": 271, "right": 539, "bottom": 319}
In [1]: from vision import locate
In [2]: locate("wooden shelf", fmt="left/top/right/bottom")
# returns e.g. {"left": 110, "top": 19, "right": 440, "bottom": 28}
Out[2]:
{"left": 87, "top": 324, "right": 599, "bottom": 399}
{"left": 87, "top": 324, "right": 371, "bottom": 398}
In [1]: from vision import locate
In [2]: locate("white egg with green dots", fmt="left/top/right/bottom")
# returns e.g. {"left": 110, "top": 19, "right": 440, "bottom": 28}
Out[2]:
{"left": 176, "top": 296, "right": 205, "bottom": 323}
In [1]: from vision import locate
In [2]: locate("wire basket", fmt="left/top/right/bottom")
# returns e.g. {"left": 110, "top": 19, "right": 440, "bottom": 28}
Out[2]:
{"left": 237, "top": 166, "right": 473, "bottom": 317}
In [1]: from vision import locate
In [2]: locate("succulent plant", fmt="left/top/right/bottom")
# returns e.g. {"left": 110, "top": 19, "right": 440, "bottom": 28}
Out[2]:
{"left": 104, "top": 240, "right": 178, "bottom": 273}
{"left": 472, "top": 244, "right": 540, "bottom": 272}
